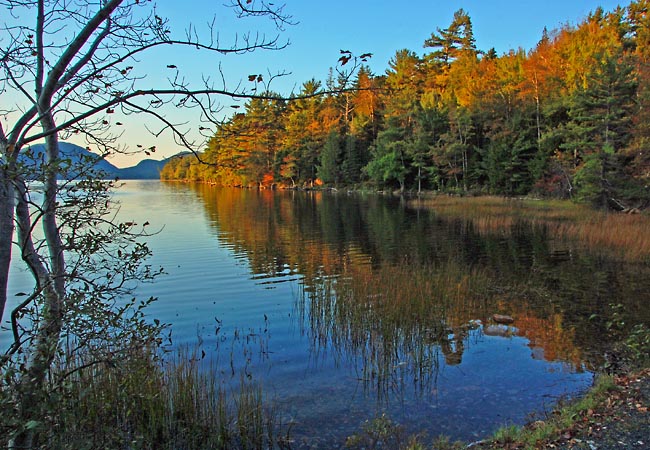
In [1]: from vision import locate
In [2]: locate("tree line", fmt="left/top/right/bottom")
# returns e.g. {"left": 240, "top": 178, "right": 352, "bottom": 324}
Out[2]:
{"left": 161, "top": 1, "right": 650, "bottom": 209}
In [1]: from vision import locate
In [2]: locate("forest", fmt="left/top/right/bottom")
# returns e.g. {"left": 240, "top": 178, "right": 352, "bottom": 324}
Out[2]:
{"left": 160, "top": 1, "right": 650, "bottom": 209}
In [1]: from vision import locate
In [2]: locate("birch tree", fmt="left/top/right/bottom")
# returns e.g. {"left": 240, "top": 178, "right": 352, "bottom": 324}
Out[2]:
{"left": 0, "top": 0, "right": 293, "bottom": 446}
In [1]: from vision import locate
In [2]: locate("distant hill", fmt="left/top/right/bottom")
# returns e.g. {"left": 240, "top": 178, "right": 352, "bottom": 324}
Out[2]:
{"left": 115, "top": 158, "right": 168, "bottom": 179}
{"left": 24, "top": 142, "right": 174, "bottom": 180}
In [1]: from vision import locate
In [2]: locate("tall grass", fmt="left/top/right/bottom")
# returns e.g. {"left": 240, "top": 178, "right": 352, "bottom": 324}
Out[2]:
{"left": 412, "top": 196, "right": 650, "bottom": 262}
{"left": 298, "top": 259, "right": 497, "bottom": 397}
{"left": 14, "top": 346, "right": 282, "bottom": 449}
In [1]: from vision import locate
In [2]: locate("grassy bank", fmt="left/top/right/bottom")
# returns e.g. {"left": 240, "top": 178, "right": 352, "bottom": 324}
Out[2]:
{"left": 1, "top": 346, "right": 284, "bottom": 449}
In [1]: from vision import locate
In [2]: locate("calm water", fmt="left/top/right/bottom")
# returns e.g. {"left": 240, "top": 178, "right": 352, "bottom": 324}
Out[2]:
{"left": 6, "top": 180, "right": 650, "bottom": 448}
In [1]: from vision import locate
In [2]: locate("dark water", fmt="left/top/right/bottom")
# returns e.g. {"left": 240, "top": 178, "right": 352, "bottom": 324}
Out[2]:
{"left": 6, "top": 181, "right": 650, "bottom": 447}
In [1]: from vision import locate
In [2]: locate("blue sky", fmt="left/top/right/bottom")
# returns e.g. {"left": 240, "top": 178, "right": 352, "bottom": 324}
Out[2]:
{"left": 106, "top": 1, "right": 627, "bottom": 166}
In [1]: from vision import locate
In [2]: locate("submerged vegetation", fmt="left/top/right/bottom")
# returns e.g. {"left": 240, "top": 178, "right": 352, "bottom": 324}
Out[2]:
{"left": 163, "top": 1, "right": 650, "bottom": 212}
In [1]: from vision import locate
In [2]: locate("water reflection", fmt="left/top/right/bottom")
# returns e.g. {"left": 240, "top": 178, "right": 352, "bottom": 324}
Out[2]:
{"left": 188, "top": 184, "right": 649, "bottom": 366}
{"left": 163, "top": 183, "right": 650, "bottom": 445}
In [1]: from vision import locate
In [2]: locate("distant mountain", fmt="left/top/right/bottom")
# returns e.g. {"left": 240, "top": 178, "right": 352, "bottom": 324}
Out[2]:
{"left": 115, "top": 158, "right": 168, "bottom": 179}
{"left": 24, "top": 142, "right": 174, "bottom": 180}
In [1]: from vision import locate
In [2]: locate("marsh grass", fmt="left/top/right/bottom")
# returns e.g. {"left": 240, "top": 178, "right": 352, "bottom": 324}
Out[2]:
{"left": 32, "top": 346, "right": 280, "bottom": 449}
{"left": 412, "top": 196, "right": 650, "bottom": 262}
{"left": 299, "top": 259, "right": 497, "bottom": 396}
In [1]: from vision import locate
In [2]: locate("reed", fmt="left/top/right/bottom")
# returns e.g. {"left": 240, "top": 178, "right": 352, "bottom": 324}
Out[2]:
{"left": 412, "top": 196, "right": 650, "bottom": 261}
{"left": 20, "top": 345, "right": 281, "bottom": 449}
{"left": 299, "top": 259, "right": 497, "bottom": 396}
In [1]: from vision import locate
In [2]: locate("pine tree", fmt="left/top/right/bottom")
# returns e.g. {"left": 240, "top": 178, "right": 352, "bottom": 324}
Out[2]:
{"left": 566, "top": 53, "right": 638, "bottom": 207}
{"left": 318, "top": 130, "right": 343, "bottom": 185}
{"left": 424, "top": 8, "right": 477, "bottom": 68}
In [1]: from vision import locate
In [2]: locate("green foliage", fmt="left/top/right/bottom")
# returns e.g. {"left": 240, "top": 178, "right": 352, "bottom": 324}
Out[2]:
{"left": 364, "top": 118, "right": 409, "bottom": 190}
{"left": 625, "top": 324, "right": 650, "bottom": 366}
{"left": 341, "top": 134, "right": 365, "bottom": 184}
{"left": 318, "top": 130, "right": 342, "bottom": 184}
{"left": 160, "top": 3, "right": 650, "bottom": 208}
{"left": 602, "top": 303, "right": 650, "bottom": 368}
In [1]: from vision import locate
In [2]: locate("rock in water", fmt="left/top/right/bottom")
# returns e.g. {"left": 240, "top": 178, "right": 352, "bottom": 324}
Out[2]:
{"left": 492, "top": 314, "right": 514, "bottom": 324}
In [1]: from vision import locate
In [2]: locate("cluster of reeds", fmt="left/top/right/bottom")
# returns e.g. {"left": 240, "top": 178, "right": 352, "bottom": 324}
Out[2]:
{"left": 412, "top": 196, "right": 650, "bottom": 262}
{"left": 298, "top": 259, "right": 497, "bottom": 397}
{"left": 11, "top": 346, "right": 281, "bottom": 449}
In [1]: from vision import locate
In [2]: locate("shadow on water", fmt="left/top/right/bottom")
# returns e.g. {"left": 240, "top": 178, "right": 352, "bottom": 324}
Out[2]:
{"left": 170, "top": 183, "right": 650, "bottom": 446}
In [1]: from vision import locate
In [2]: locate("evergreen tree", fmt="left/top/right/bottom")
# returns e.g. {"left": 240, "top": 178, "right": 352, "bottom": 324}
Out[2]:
{"left": 341, "top": 134, "right": 365, "bottom": 184}
{"left": 318, "top": 130, "right": 343, "bottom": 185}
{"left": 565, "top": 53, "right": 638, "bottom": 207}
{"left": 424, "top": 8, "right": 477, "bottom": 68}
{"left": 364, "top": 117, "right": 409, "bottom": 191}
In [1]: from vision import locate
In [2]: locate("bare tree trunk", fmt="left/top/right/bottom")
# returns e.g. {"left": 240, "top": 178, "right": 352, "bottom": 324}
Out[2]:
{"left": 11, "top": 118, "right": 67, "bottom": 449}
{"left": 0, "top": 148, "right": 14, "bottom": 322}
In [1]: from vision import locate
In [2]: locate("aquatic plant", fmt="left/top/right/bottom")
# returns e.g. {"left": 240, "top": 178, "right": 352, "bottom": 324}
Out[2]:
{"left": 412, "top": 196, "right": 650, "bottom": 262}
{"left": 0, "top": 344, "right": 282, "bottom": 449}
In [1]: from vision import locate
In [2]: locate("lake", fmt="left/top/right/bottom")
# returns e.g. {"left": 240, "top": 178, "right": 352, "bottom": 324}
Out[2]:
{"left": 6, "top": 180, "right": 650, "bottom": 448}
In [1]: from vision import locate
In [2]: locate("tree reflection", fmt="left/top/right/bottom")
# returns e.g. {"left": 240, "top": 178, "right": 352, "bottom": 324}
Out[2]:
{"left": 179, "top": 183, "right": 650, "bottom": 395}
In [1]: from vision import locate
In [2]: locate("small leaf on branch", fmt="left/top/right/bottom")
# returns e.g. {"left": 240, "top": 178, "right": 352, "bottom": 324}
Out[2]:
{"left": 167, "top": 64, "right": 177, "bottom": 69}
{"left": 248, "top": 74, "right": 258, "bottom": 81}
